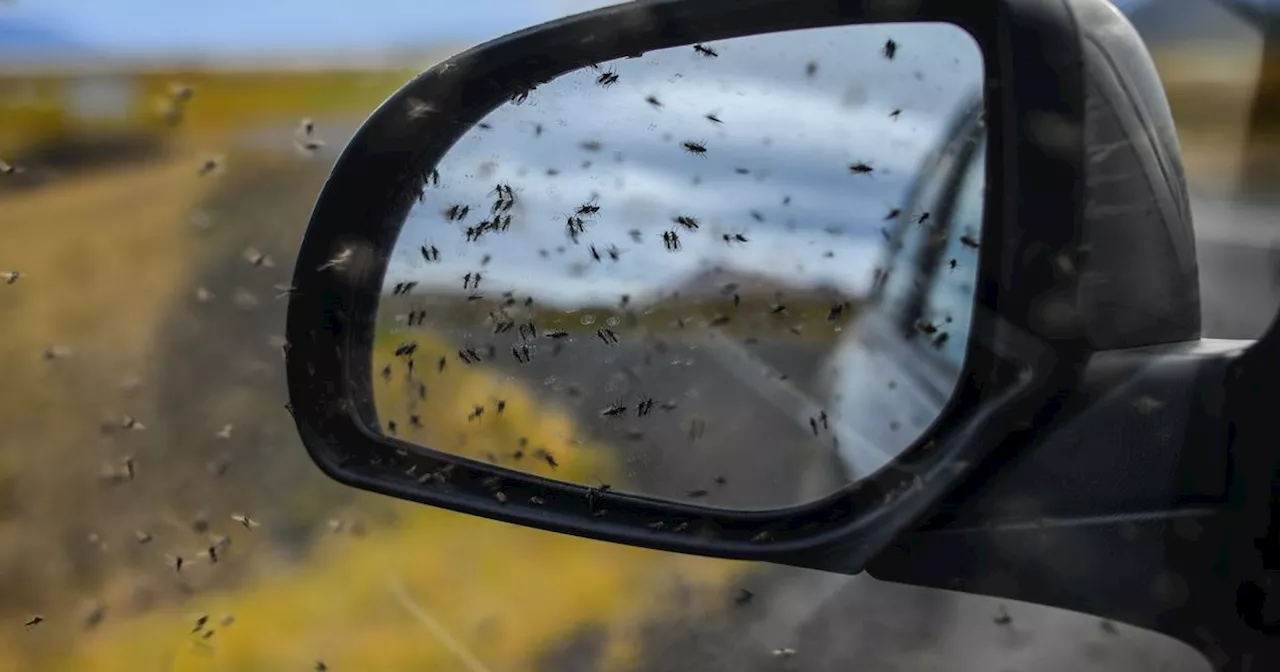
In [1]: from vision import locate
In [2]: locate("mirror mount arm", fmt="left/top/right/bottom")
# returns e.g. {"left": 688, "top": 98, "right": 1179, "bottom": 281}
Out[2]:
{"left": 868, "top": 338, "right": 1280, "bottom": 669}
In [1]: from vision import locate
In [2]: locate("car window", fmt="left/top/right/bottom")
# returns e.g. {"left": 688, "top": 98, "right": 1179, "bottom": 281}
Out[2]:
{"left": 877, "top": 137, "right": 965, "bottom": 323}
{"left": 913, "top": 140, "right": 985, "bottom": 369}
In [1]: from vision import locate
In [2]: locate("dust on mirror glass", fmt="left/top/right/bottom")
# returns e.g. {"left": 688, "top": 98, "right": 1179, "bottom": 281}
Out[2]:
{"left": 374, "top": 22, "right": 986, "bottom": 510}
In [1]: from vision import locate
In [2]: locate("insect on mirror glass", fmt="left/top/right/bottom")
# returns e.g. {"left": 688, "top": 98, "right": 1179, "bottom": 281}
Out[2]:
{"left": 373, "top": 22, "right": 986, "bottom": 510}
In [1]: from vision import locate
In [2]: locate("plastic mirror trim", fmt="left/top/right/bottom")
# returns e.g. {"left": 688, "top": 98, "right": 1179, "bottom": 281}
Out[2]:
{"left": 285, "top": 0, "right": 1091, "bottom": 572}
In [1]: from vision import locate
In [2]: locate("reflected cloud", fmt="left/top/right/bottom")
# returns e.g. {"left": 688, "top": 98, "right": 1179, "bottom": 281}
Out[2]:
{"left": 389, "top": 22, "right": 983, "bottom": 307}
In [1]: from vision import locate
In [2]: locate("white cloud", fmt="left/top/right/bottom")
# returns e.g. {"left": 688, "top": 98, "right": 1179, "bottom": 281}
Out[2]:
{"left": 387, "top": 21, "right": 983, "bottom": 307}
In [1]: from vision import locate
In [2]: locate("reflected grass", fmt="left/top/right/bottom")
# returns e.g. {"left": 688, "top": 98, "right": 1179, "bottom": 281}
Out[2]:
{"left": 370, "top": 328, "right": 616, "bottom": 484}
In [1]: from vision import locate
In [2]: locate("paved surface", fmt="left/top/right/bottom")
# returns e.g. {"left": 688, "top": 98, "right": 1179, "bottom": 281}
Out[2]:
{"left": 627, "top": 567, "right": 1209, "bottom": 672}
{"left": 1193, "top": 195, "right": 1280, "bottom": 339}
{"left": 481, "top": 333, "right": 851, "bottom": 507}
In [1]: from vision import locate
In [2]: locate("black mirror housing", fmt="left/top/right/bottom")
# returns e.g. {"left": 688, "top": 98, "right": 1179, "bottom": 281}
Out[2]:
{"left": 284, "top": 0, "right": 1147, "bottom": 575}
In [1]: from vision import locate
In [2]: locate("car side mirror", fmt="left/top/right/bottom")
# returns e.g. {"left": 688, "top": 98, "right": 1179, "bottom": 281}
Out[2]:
{"left": 282, "top": 0, "right": 1185, "bottom": 576}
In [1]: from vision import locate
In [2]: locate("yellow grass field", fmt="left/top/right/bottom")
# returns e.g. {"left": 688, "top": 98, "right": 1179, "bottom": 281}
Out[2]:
{"left": 0, "top": 67, "right": 430, "bottom": 157}
{"left": 0, "top": 117, "right": 748, "bottom": 671}
{"left": 60, "top": 509, "right": 741, "bottom": 672}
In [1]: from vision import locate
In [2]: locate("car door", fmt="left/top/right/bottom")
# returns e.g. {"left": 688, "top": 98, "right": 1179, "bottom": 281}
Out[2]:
{"left": 903, "top": 138, "right": 986, "bottom": 374}
{"left": 822, "top": 100, "right": 985, "bottom": 478}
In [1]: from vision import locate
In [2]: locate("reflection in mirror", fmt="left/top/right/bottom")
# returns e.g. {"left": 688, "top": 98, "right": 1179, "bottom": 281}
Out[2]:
{"left": 373, "top": 22, "right": 985, "bottom": 510}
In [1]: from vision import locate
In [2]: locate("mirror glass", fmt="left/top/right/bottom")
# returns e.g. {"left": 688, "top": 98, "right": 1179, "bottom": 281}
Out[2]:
{"left": 373, "top": 22, "right": 986, "bottom": 510}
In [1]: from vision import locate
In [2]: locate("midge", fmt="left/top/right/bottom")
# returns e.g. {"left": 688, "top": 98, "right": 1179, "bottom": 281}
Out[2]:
{"left": 681, "top": 140, "right": 708, "bottom": 156}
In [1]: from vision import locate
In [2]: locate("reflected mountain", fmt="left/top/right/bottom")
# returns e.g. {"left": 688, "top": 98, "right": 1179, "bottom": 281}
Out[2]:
{"left": 379, "top": 264, "right": 863, "bottom": 344}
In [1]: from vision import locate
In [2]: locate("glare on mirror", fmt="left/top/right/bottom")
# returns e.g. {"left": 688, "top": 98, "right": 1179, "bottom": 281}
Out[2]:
{"left": 373, "top": 22, "right": 986, "bottom": 510}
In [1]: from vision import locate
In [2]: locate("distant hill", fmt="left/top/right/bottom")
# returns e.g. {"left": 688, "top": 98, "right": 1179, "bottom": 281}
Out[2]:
{"left": 663, "top": 265, "right": 850, "bottom": 303}
{"left": 379, "top": 264, "right": 860, "bottom": 345}
{"left": 385, "top": 264, "right": 852, "bottom": 313}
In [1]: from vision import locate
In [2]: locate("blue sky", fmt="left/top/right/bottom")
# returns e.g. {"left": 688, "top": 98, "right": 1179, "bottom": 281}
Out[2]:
{"left": 1, "top": 0, "right": 1275, "bottom": 57}
{"left": 0, "top": 0, "right": 591, "bottom": 55}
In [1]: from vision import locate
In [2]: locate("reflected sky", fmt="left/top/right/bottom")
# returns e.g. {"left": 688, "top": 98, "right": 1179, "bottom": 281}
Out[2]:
{"left": 387, "top": 22, "right": 984, "bottom": 307}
